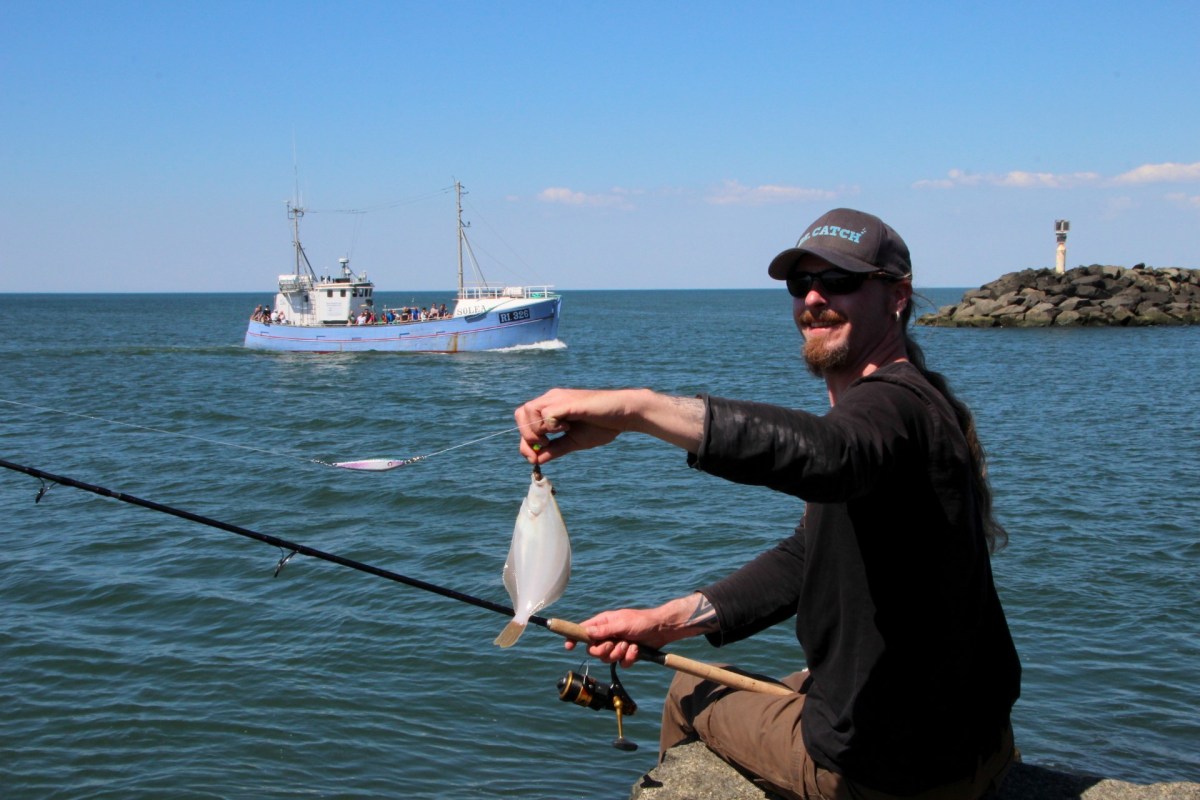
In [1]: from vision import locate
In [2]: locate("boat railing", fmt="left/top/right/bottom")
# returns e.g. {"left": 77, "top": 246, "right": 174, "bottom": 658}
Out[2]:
{"left": 278, "top": 275, "right": 313, "bottom": 294}
{"left": 457, "top": 285, "right": 557, "bottom": 301}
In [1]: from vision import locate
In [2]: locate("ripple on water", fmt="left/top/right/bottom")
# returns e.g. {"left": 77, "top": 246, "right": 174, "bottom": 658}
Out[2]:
{"left": 1, "top": 292, "right": 1197, "bottom": 796}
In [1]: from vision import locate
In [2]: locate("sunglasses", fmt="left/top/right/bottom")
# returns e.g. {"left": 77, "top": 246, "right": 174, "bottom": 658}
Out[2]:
{"left": 786, "top": 268, "right": 898, "bottom": 298}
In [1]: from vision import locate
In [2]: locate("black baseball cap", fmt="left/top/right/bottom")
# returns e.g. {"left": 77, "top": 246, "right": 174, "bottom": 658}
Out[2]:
{"left": 768, "top": 208, "right": 912, "bottom": 280}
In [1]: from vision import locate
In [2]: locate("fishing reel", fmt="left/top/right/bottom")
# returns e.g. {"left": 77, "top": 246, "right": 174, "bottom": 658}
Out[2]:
{"left": 557, "top": 662, "right": 639, "bottom": 751}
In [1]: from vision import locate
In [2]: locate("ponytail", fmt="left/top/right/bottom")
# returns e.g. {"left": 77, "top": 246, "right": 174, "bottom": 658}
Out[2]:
{"left": 901, "top": 300, "right": 1008, "bottom": 553}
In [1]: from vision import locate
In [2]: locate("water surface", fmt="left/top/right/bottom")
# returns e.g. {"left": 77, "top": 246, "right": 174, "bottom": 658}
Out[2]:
{"left": 1, "top": 289, "right": 1196, "bottom": 798}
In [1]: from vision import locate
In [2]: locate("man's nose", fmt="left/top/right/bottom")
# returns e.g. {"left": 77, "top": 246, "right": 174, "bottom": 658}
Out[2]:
{"left": 804, "top": 285, "right": 829, "bottom": 308}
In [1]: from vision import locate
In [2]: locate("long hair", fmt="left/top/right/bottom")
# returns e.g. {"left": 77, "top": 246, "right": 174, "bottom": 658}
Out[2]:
{"left": 901, "top": 298, "right": 1008, "bottom": 553}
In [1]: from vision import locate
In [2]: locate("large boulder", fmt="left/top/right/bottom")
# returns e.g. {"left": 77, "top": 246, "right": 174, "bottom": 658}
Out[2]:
{"left": 630, "top": 740, "right": 1200, "bottom": 800}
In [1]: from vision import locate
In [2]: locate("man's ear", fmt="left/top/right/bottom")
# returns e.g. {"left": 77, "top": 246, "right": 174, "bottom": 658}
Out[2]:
{"left": 892, "top": 280, "right": 913, "bottom": 317}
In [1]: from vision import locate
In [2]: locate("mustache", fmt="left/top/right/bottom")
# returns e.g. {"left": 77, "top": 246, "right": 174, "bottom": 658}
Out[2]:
{"left": 799, "top": 309, "right": 848, "bottom": 326}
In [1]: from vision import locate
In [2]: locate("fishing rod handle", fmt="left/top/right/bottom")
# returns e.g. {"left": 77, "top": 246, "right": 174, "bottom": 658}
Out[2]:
{"left": 544, "top": 618, "right": 794, "bottom": 698}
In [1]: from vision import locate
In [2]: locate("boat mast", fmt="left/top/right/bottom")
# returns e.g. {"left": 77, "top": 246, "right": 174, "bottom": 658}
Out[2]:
{"left": 289, "top": 202, "right": 304, "bottom": 276}
{"left": 287, "top": 201, "right": 316, "bottom": 280}
{"left": 456, "top": 181, "right": 467, "bottom": 293}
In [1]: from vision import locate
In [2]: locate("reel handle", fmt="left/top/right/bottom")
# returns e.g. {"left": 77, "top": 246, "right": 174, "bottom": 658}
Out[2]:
{"left": 611, "top": 695, "right": 637, "bottom": 752}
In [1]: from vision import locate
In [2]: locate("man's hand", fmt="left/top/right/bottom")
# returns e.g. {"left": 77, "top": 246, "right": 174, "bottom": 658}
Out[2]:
{"left": 514, "top": 388, "right": 704, "bottom": 465}
{"left": 564, "top": 593, "right": 720, "bottom": 668}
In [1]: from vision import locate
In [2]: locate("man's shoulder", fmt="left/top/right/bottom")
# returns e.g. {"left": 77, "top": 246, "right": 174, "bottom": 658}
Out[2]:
{"left": 850, "top": 361, "right": 934, "bottom": 399}
{"left": 845, "top": 362, "right": 955, "bottom": 424}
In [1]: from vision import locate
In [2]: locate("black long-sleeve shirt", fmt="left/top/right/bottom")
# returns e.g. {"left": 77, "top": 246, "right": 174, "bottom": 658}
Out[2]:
{"left": 690, "top": 362, "right": 1020, "bottom": 794}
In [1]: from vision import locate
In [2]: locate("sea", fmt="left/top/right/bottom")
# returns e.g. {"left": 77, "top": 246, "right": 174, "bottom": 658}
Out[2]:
{"left": 1, "top": 289, "right": 1197, "bottom": 799}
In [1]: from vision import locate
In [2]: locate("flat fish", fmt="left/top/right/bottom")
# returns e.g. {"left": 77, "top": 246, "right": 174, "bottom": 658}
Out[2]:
{"left": 332, "top": 458, "right": 420, "bottom": 471}
{"left": 494, "top": 472, "right": 571, "bottom": 648}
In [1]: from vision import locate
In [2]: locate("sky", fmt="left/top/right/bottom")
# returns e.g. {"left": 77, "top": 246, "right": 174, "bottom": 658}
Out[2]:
{"left": 3, "top": 1, "right": 1198, "bottom": 292}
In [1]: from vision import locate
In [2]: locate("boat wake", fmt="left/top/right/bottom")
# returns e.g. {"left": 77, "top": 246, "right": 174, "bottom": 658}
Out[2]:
{"left": 489, "top": 339, "right": 568, "bottom": 353}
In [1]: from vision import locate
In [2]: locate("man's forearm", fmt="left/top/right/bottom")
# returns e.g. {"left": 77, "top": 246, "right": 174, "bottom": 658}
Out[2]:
{"left": 652, "top": 592, "right": 721, "bottom": 643}
{"left": 626, "top": 390, "right": 704, "bottom": 454}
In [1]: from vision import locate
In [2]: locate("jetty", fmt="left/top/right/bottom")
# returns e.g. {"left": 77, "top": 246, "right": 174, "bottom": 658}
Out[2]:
{"left": 631, "top": 740, "right": 1200, "bottom": 800}
{"left": 917, "top": 265, "right": 1200, "bottom": 327}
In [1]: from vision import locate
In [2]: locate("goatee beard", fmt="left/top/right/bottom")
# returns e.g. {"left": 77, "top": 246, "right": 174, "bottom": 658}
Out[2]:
{"left": 803, "top": 338, "right": 850, "bottom": 376}
{"left": 799, "top": 310, "right": 850, "bottom": 377}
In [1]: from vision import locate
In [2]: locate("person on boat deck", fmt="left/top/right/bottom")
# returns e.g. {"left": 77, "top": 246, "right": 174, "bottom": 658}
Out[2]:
{"left": 513, "top": 208, "right": 1021, "bottom": 800}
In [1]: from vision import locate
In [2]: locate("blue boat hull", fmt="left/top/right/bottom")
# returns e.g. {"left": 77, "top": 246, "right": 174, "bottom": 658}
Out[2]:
{"left": 244, "top": 297, "right": 561, "bottom": 353}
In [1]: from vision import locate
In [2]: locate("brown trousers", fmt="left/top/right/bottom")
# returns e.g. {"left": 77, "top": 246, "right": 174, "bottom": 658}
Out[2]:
{"left": 659, "top": 670, "right": 1016, "bottom": 800}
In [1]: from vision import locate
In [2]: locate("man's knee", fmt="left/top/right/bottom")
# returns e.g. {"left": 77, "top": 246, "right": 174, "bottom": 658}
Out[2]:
{"left": 659, "top": 672, "right": 729, "bottom": 757}
{"left": 665, "top": 671, "right": 709, "bottom": 706}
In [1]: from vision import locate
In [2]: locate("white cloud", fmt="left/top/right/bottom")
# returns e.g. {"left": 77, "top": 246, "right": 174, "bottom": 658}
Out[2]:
{"left": 705, "top": 179, "right": 842, "bottom": 206}
{"left": 914, "top": 168, "right": 1100, "bottom": 189}
{"left": 1165, "top": 191, "right": 1200, "bottom": 208}
{"left": 917, "top": 161, "right": 1200, "bottom": 190}
{"left": 1112, "top": 162, "right": 1200, "bottom": 184}
{"left": 536, "top": 186, "right": 637, "bottom": 209}
{"left": 998, "top": 171, "right": 1102, "bottom": 188}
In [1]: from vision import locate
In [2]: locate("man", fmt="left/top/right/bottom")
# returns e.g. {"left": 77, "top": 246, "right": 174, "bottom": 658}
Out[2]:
{"left": 514, "top": 208, "right": 1020, "bottom": 800}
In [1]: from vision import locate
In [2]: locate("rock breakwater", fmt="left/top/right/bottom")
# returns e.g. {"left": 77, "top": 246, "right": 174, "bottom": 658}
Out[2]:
{"left": 631, "top": 740, "right": 1200, "bottom": 800}
{"left": 917, "top": 265, "right": 1200, "bottom": 327}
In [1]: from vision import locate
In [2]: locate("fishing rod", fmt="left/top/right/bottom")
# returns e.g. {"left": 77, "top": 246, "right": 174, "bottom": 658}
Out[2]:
{"left": 0, "top": 458, "right": 793, "bottom": 747}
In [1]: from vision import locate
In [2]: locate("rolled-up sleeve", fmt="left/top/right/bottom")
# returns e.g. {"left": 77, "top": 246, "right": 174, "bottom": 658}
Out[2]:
{"left": 700, "top": 526, "right": 807, "bottom": 646}
{"left": 687, "top": 391, "right": 919, "bottom": 502}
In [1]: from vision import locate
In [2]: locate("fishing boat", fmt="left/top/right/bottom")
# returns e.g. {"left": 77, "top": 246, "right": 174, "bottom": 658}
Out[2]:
{"left": 243, "top": 182, "right": 562, "bottom": 353}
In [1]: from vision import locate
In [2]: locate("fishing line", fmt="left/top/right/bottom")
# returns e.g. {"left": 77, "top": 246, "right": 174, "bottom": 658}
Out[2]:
{"left": 0, "top": 397, "right": 323, "bottom": 466}
{"left": 329, "top": 422, "right": 547, "bottom": 471}
{"left": 0, "top": 457, "right": 794, "bottom": 701}
{"left": 0, "top": 397, "right": 537, "bottom": 472}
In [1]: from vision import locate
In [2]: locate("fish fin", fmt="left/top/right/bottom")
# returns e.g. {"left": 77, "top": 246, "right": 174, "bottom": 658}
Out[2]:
{"left": 493, "top": 620, "right": 526, "bottom": 648}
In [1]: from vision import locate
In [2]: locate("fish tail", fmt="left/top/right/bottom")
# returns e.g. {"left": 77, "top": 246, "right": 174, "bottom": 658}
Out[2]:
{"left": 493, "top": 620, "right": 526, "bottom": 648}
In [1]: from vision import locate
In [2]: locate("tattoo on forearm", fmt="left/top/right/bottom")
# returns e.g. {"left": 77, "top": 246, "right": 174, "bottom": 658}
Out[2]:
{"left": 668, "top": 395, "right": 704, "bottom": 426}
{"left": 686, "top": 597, "right": 720, "bottom": 633}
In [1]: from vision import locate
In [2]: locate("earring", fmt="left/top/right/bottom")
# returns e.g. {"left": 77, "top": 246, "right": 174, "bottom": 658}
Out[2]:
{"left": 894, "top": 310, "right": 901, "bottom": 322}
